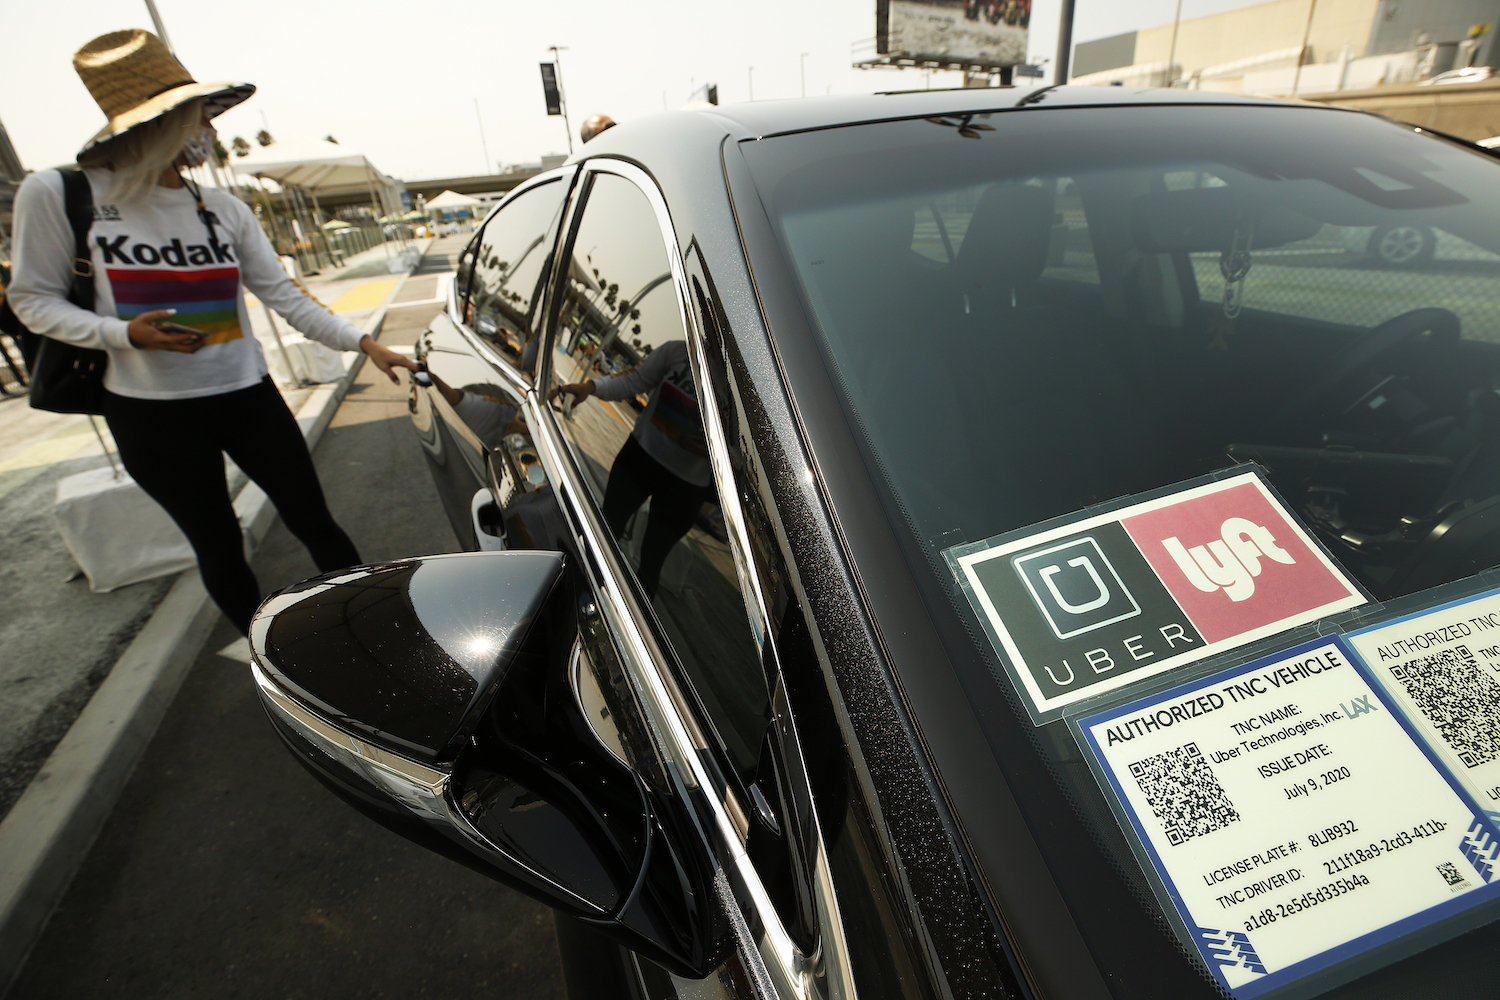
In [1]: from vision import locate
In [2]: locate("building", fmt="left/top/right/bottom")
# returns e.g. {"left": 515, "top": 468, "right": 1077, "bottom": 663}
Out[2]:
{"left": 0, "top": 118, "right": 26, "bottom": 260}
{"left": 1071, "top": 0, "right": 1497, "bottom": 95}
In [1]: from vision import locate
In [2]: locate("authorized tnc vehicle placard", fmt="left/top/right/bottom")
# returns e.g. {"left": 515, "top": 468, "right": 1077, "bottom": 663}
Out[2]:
{"left": 1077, "top": 637, "right": 1500, "bottom": 998}
{"left": 945, "top": 470, "right": 1367, "bottom": 723}
{"left": 1346, "top": 587, "right": 1500, "bottom": 826}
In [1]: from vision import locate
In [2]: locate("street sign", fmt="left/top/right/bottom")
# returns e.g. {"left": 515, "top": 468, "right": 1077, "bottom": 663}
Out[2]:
{"left": 540, "top": 63, "right": 562, "bottom": 116}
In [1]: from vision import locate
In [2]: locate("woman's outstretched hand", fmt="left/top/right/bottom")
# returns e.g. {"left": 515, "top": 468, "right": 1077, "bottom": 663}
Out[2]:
{"left": 127, "top": 309, "right": 206, "bottom": 352}
{"left": 360, "top": 335, "right": 420, "bottom": 383}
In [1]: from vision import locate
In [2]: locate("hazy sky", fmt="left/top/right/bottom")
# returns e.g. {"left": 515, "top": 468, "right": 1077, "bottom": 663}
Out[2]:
{"left": 2, "top": 0, "right": 1263, "bottom": 181}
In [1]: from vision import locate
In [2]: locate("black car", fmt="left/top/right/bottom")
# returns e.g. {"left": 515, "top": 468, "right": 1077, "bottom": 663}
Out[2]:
{"left": 249, "top": 87, "right": 1500, "bottom": 999}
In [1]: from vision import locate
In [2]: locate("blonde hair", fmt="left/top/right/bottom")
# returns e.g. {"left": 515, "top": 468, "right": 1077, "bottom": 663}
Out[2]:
{"left": 80, "top": 98, "right": 205, "bottom": 203}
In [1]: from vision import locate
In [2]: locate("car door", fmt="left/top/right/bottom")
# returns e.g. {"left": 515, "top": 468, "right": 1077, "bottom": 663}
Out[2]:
{"left": 530, "top": 157, "right": 860, "bottom": 998}
{"left": 411, "top": 172, "right": 572, "bottom": 548}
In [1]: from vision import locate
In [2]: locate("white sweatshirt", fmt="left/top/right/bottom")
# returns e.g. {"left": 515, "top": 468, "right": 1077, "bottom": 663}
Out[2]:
{"left": 8, "top": 167, "right": 366, "bottom": 400}
{"left": 591, "top": 340, "right": 711, "bottom": 487}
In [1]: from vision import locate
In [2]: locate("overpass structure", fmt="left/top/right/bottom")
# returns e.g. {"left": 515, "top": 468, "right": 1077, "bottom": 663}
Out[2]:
{"left": 401, "top": 171, "right": 543, "bottom": 205}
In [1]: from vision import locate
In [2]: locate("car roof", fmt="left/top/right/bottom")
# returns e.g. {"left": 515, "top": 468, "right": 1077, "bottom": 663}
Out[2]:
{"left": 693, "top": 84, "right": 1291, "bottom": 139}
{"left": 571, "top": 84, "right": 1315, "bottom": 168}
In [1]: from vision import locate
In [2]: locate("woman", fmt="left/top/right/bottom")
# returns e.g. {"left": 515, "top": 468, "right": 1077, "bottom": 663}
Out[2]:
{"left": 8, "top": 30, "right": 416, "bottom": 634}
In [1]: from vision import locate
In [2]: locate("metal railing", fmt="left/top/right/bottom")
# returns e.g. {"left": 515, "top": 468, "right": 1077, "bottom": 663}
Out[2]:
{"left": 271, "top": 223, "right": 389, "bottom": 276}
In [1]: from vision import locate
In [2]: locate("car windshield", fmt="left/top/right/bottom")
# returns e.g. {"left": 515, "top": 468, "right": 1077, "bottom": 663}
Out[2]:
{"left": 741, "top": 104, "right": 1500, "bottom": 998}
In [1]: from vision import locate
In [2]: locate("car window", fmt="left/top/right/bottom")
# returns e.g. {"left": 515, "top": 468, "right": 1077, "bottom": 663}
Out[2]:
{"left": 463, "top": 179, "right": 567, "bottom": 375}
{"left": 548, "top": 169, "right": 770, "bottom": 781}
{"left": 741, "top": 105, "right": 1500, "bottom": 1000}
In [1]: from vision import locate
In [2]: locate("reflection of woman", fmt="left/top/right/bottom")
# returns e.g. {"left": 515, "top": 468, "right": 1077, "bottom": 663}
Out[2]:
{"left": 424, "top": 368, "right": 525, "bottom": 448}
{"left": 8, "top": 31, "right": 415, "bottom": 634}
{"left": 554, "top": 340, "right": 710, "bottom": 597}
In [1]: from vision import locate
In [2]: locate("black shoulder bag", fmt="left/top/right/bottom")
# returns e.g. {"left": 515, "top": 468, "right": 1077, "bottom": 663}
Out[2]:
{"left": 0, "top": 169, "right": 109, "bottom": 414}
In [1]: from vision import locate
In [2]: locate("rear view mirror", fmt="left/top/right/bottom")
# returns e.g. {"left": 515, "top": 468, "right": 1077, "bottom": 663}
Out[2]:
{"left": 249, "top": 552, "right": 720, "bottom": 976}
{"left": 1132, "top": 186, "right": 1321, "bottom": 252}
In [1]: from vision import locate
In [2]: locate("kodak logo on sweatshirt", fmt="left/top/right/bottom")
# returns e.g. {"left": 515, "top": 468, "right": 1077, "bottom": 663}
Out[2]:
{"left": 99, "top": 235, "right": 243, "bottom": 345}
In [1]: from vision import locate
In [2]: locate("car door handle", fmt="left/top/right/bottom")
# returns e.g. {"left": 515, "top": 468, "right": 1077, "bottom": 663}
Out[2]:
{"left": 470, "top": 489, "right": 507, "bottom": 551}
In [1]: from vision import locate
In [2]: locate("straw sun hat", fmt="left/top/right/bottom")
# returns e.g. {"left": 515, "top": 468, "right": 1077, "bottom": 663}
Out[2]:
{"left": 73, "top": 29, "right": 254, "bottom": 156}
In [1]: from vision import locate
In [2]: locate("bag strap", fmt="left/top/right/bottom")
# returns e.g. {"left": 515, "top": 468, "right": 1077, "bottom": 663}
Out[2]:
{"left": 58, "top": 169, "right": 95, "bottom": 313}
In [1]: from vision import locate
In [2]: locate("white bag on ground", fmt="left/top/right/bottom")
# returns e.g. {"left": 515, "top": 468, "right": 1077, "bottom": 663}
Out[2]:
{"left": 259, "top": 332, "right": 347, "bottom": 385}
{"left": 54, "top": 467, "right": 197, "bottom": 593}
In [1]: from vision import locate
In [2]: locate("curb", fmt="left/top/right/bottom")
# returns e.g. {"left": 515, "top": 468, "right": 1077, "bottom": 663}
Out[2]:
{"left": 0, "top": 248, "right": 431, "bottom": 994}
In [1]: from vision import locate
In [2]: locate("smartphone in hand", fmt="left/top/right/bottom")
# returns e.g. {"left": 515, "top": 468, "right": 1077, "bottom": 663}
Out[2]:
{"left": 157, "top": 321, "right": 207, "bottom": 342}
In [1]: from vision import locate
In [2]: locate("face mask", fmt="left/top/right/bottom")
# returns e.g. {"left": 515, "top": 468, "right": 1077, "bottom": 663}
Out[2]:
{"left": 182, "top": 125, "right": 214, "bottom": 167}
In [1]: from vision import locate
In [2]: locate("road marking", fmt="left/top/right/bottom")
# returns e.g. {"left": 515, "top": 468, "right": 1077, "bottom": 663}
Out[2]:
{"left": 329, "top": 279, "right": 399, "bottom": 314}
{"left": 0, "top": 419, "right": 111, "bottom": 502}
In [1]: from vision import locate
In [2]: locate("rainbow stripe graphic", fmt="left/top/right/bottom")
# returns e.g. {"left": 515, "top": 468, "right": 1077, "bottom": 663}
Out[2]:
{"left": 108, "top": 266, "right": 243, "bottom": 344}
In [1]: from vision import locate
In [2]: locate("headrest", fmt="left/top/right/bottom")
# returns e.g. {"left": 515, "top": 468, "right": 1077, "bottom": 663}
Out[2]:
{"left": 955, "top": 183, "right": 1055, "bottom": 293}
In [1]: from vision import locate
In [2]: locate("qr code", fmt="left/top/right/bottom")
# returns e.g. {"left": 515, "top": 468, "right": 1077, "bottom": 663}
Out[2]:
{"left": 1437, "top": 861, "right": 1467, "bottom": 887}
{"left": 1389, "top": 646, "right": 1500, "bottom": 768}
{"left": 1129, "top": 743, "right": 1241, "bottom": 846}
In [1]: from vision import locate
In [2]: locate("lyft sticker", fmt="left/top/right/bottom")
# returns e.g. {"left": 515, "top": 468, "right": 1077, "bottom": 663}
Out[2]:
{"left": 945, "top": 470, "right": 1366, "bottom": 723}
{"left": 1123, "top": 482, "right": 1359, "bottom": 644}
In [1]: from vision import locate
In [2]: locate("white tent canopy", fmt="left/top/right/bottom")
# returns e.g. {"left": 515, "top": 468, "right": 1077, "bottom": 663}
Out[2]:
{"left": 231, "top": 139, "right": 404, "bottom": 216}
{"left": 425, "top": 189, "right": 483, "bottom": 210}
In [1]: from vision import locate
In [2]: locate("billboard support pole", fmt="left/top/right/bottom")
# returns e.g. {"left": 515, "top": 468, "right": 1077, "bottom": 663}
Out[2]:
{"left": 1055, "top": 0, "right": 1075, "bottom": 84}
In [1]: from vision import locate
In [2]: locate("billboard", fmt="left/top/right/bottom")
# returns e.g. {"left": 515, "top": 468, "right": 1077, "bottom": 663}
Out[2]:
{"left": 877, "top": 0, "right": 1028, "bottom": 68}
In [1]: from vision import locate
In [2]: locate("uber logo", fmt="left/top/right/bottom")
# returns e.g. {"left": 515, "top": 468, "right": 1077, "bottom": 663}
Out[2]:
{"left": 1014, "top": 537, "right": 1141, "bottom": 640}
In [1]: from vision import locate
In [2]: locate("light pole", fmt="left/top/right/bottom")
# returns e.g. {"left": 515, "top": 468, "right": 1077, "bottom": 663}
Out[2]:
{"left": 800, "top": 53, "right": 809, "bottom": 98}
{"left": 1166, "top": 0, "right": 1184, "bottom": 86}
{"left": 748, "top": 66, "right": 754, "bottom": 101}
{"left": 1291, "top": 0, "right": 1319, "bottom": 95}
{"left": 143, "top": 0, "right": 174, "bottom": 53}
{"left": 549, "top": 45, "right": 574, "bottom": 155}
{"left": 475, "top": 99, "right": 491, "bottom": 175}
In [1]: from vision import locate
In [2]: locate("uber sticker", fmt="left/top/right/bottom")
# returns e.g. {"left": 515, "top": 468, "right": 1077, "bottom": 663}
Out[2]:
{"left": 945, "top": 470, "right": 1367, "bottom": 723}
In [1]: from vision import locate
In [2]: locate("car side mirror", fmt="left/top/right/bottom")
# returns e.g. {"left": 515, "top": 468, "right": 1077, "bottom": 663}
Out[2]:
{"left": 249, "top": 551, "right": 720, "bottom": 977}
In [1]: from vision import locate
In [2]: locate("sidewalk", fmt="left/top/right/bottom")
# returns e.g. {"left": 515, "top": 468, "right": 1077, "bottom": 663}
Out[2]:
{"left": 0, "top": 236, "right": 432, "bottom": 826}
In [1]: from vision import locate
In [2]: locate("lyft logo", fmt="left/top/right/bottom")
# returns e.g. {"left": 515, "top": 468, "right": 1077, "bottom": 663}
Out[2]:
{"left": 1014, "top": 537, "right": 1141, "bottom": 640}
{"left": 1162, "top": 518, "right": 1296, "bottom": 603}
{"left": 1123, "top": 481, "right": 1356, "bottom": 644}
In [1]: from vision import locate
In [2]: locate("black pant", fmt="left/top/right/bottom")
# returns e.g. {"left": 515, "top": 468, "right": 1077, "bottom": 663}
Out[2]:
{"left": 102, "top": 376, "right": 359, "bottom": 635}
{"left": 601, "top": 435, "right": 709, "bottom": 598}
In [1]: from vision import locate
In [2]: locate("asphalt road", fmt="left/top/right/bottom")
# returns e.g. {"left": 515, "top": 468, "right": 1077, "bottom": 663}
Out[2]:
{"left": 8, "top": 238, "right": 567, "bottom": 1000}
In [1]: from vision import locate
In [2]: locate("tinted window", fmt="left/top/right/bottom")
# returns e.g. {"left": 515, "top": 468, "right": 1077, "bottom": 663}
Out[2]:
{"left": 465, "top": 179, "right": 567, "bottom": 372}
{"left": 548, "top": 171, "right": 769, "bottom": 780}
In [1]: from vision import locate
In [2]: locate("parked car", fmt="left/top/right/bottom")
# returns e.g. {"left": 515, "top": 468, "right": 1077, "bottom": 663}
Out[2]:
{"left": 249, "top": 87, "right": 1500, "bottom": 999}
{"left": 1419, "top": 66, "right": 1494, "bottom": 86}
{"left": 1339, "top": 222, "right": 1438, "bottom": 266}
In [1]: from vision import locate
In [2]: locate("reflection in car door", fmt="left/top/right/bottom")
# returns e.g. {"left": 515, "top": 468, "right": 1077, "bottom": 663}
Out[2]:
{"left": 412, "top": 174, "right": 571, "bottom": 548}
{"left": 535, "top": 159, "right": 860, "bottom": 997}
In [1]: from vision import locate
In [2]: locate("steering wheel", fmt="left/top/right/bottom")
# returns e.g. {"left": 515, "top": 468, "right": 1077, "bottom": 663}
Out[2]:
{"left": 1271, "top": 307, "right": 1460, "bottom": 435}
